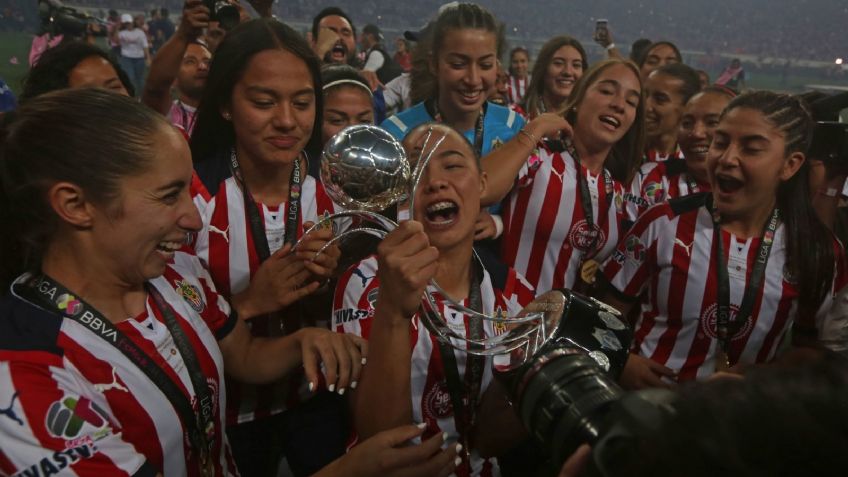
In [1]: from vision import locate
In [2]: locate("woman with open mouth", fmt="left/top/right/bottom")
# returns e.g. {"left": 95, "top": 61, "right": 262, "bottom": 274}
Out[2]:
{"left": 482, "top": 59, "right": 645, "bottom": 294}
{"left": 334, "top": 123, "right": 536, "bottom": 477}
{"left": 381, "top": 3, "right": 526, "bottom": 242}
{"left": 600, "top": 91, "right": 845, "bottom": 389}
{"left": 515, "top": 36, "right": 587, "bottom": 121}
{"left": 626, "top": 85, "right": 736, "bottom": 218}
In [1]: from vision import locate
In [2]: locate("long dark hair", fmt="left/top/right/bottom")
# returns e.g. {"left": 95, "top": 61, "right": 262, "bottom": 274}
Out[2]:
{"left": 637, "top": 40, "right": 682, "bottom": 67}
{"left": 563, "top": 59, "right": 646, "bottom": 184}
{"left": 0, "top": 89, "right": 167, "bottom": 289}
{"left": 721, "top": 91, "right": 834, "bottom": 317}
{"left": 409, "top": 3, "right": 505, "bottom": 105}
{"left": 521, "top": 35, "right": 587, "bottom": 117}
{"left": 190, "top": 18, "right": 324, "bottom": 163}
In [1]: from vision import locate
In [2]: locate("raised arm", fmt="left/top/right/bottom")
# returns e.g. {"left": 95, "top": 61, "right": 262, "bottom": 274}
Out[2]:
{"left": 480, "top": 113, "right": 572, "bottom": 206}
{"left": 142, "top": 0, "right": 208, "bottom": 115}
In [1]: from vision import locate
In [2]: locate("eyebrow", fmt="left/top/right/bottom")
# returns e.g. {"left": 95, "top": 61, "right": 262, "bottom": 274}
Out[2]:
{"left": 446, "top": 53, "right": 496, "bottom": 61}
{"left": 246, "top": 86, "right": 315, "bottom": 97}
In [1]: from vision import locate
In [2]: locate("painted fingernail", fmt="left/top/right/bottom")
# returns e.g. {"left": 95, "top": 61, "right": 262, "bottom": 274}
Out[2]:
{"left": 308, "top": 381, "right": 315, "bottom": 392}
{"left": 416, "top": 422, "right": 427, "bottom": 430}
{"left": 455, "top": 443, "right": 463, "bottom": 453}
{"left": 361, "top": 357, "right": 367, "bottom": 365}
{"left": 441, "top": 432, "right": 448, "bottom": 442}
{"left": 350, "top": 380, "right": 358, "bottom": 389}
{"left": 337, "top": 387, "right": 346, "bottom": 396}
{"left": 328, "top": 384, "right": 335, "bottom": 392}
{"left": 454, "top": 457, "right": 462, "bottom": 467}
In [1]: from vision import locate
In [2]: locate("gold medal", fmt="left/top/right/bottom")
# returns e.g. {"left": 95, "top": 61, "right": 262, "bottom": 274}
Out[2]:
{"left": 580, "top": 259, "right": 599, "bottom": 284}
{"left": 200, "top": 453, "right": 215, "bottom": 477}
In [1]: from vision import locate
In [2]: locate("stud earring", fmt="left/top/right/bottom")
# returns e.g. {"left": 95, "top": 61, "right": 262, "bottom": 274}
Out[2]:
{"left": 222, "top": 112, "right": 232, "bottom": 121}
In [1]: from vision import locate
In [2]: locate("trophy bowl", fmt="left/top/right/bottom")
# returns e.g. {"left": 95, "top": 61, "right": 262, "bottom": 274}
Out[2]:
{"left": 320, "top": 124, "right": 411, "bottom": 212}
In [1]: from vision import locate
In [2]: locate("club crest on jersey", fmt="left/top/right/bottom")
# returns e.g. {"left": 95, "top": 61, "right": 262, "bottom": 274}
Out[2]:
{"left": 699, "top": 303, "right": 752, "bottom": 341}
{"left": 643, "top": 182, "right": 664, "bottom": 203}
{"left": 56, "top": 293, "right": 83, "bottom": 317}
{"left": 492, "top": 306, "right": 508, "bottom": 335}
{"left": 567, "top": 220, "right": 605, "bottom": 252}
{"left": 422, "top": 380, "right": 453, "bottom": 419}
{"left": 175, "top": 280, "right": 205, "bottom": 312}
{"left": 366, "top": 288, "right": 380, "bottom": 308}
{"left": 624, "top": 235, "right": 646, "bottom": 263}
{"left": 45, "top": 395, "right": 114, "bottom": 441}
{"left": 490, "top": 137, "right": 504, "bottom": 150}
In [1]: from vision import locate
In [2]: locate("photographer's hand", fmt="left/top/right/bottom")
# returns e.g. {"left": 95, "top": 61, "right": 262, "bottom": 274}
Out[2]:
{"left": 620, "top": 353, "right": 677, "bottom": 390}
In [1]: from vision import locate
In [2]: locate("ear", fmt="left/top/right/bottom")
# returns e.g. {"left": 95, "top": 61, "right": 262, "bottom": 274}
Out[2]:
{"left": 47, "top": 182, "right": 98, "bottom": 229}
{"left": 780, "top": 151, "right": 805, "bottom": 181}
{"left": 479, "top": 169, "right": 488, "bottom": 197}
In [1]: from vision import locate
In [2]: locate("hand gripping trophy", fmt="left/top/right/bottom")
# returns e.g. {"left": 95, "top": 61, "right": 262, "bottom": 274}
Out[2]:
{"left": 296, "top": 125, "right": 640, "bottom": 465}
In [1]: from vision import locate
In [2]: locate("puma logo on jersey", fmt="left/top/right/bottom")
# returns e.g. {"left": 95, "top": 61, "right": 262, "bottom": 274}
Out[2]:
{"left": 93, "top": 368, "right": 129, "bottom": 394}
{"left": 674, "top": 238, "right": 694, "bottom": 256}
{"left": 351, "top": 268, "right": 373, "bottom": 288}
{"left": 550, "top": 166, "right": 566, "bottom": 183}
{"left": 1, "top": 392, "right": 23, "bottom": 426}
{"left": 209, "top": 224, "right": 229, "bottom": 243}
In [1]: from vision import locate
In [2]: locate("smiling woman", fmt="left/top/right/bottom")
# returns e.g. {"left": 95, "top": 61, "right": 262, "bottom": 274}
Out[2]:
{"left": 518, "top": 36, "right": 587, "bottom": 120}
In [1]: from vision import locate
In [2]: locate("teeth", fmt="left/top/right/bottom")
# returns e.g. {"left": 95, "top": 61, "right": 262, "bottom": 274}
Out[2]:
{"left": 600, "top": 116, "right": 620, "bottom": 128}
{"left": 157, "top": 241, "right": 182, "bottom": 252}
{"left": 426, "top": 201, "right": 456, "bottom": 213}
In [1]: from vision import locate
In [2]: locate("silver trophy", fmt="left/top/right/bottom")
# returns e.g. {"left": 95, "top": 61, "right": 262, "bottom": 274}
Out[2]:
{"left": 297, "top": 124, "right": 544, "bottom": 355}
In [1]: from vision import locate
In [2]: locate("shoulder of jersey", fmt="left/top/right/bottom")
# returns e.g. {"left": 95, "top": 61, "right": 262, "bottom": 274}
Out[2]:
{"left": 381, "top": 102, "right": 431, "bottom": 139}
{"left": 484, "top": 101, "right": 523, "bottom": 131}
{"left": 193, "top": 149, "right": 233, "bottom": 198}
{"left": 0, "top": 291, "right": 63, "bottom": 355}
{"left": 666, "top": 191, "right": 709, "bottom": 216}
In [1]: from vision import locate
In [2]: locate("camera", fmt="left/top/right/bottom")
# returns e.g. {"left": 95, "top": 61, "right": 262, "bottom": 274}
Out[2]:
{"left": 38, "top": 0, "right": 107, "bottom": 38}
{"left": 494, "top": 290, "right": 678, "bottom": 475}
{"left": 809, "top": 121, "right": 848, "bottom": 167}
{"left": 204, "top": 0, "right": 240, "bottom": 31}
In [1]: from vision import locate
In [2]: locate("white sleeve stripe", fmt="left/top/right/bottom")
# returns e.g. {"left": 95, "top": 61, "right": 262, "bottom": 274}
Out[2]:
{"left": 386, "top": 115, "right": 408, "bottom": 134}
{"left": 506, "top": 109, "right": 516, "bottom": 128}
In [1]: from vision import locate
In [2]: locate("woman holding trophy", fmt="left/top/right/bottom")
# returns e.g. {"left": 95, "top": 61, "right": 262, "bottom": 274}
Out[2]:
{"left": 334, "top": 123, "right": 536, "bottom": 477}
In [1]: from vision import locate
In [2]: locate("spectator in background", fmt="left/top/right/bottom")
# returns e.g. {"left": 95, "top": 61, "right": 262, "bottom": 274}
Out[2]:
{"left": 393, "top": 37, "right": 412, "bottom": 72}
{"left": 143, "top": 0, "right": 210, "bottom": 137}
{"left": 361, "top": 24, "right": 403, "bottom": 84}
{"left": 518, "top": 36, "right": 586, "bottom": 119}
{"left": 715, "top": 58, "right": 746, "bottom": 92}
{"left": 149, "top": 7, "right": 176, "bottom": 54}
{"left": 638, "top": 40, "right": 682, "bottom": 81}
{"left": 506, "top": 46, "right": 531, "bottom": 105}
{"left": 114, "top": 13, "right": 150, "bottom": 97}
{"left": 642, "top": 62, "right": 702, "bottom": 163}
{"left": 630, "top": 38, "right": 652, "bottom": 63}
{"left": 490, "top": 60, "right": 510, "bottom": 106}
{"left": 106, "top": 8, "right": 121, "bottom": 58}
{"left": 311, "top": 7, "right": 357, "bottom": 66}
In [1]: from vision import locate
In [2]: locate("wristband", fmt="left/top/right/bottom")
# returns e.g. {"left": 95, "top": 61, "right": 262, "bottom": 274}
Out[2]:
{"left": 518, "top": 128, "right": 538, "bottom": 146}
{"left": 606, "top": 43, "right": 616, "bottom": 51}
{"left": 490, "top": 214, "right": 504, "bottom": 239}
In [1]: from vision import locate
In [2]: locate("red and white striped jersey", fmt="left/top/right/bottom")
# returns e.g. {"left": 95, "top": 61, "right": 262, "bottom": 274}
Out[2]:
{"left": 601, "top": 194, "right": 847, "bottom": 381}
{"left": 624, "top": 158, "right": 711, "bottom": 221}
{"left": 642, "top": 146, "right": 683, "bottom": 164}
{"left": 506, "top": 75, "right": 529, "bottom": 106}
{"left": 333, "top": 253, "right": 535, "bottom": 477}
{"left": 501, "top": 144, "right": 627, "bottom": 293}
{"left": 189, "top": 160, "right": 337, "bottom": 425}
{"left": 0, "top": 252, "right": 238, "bottom": 477}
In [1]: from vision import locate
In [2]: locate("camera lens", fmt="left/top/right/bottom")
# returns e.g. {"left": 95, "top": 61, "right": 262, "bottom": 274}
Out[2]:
{"left": 510, "top": 351, "right": 623, "bottom": 464}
